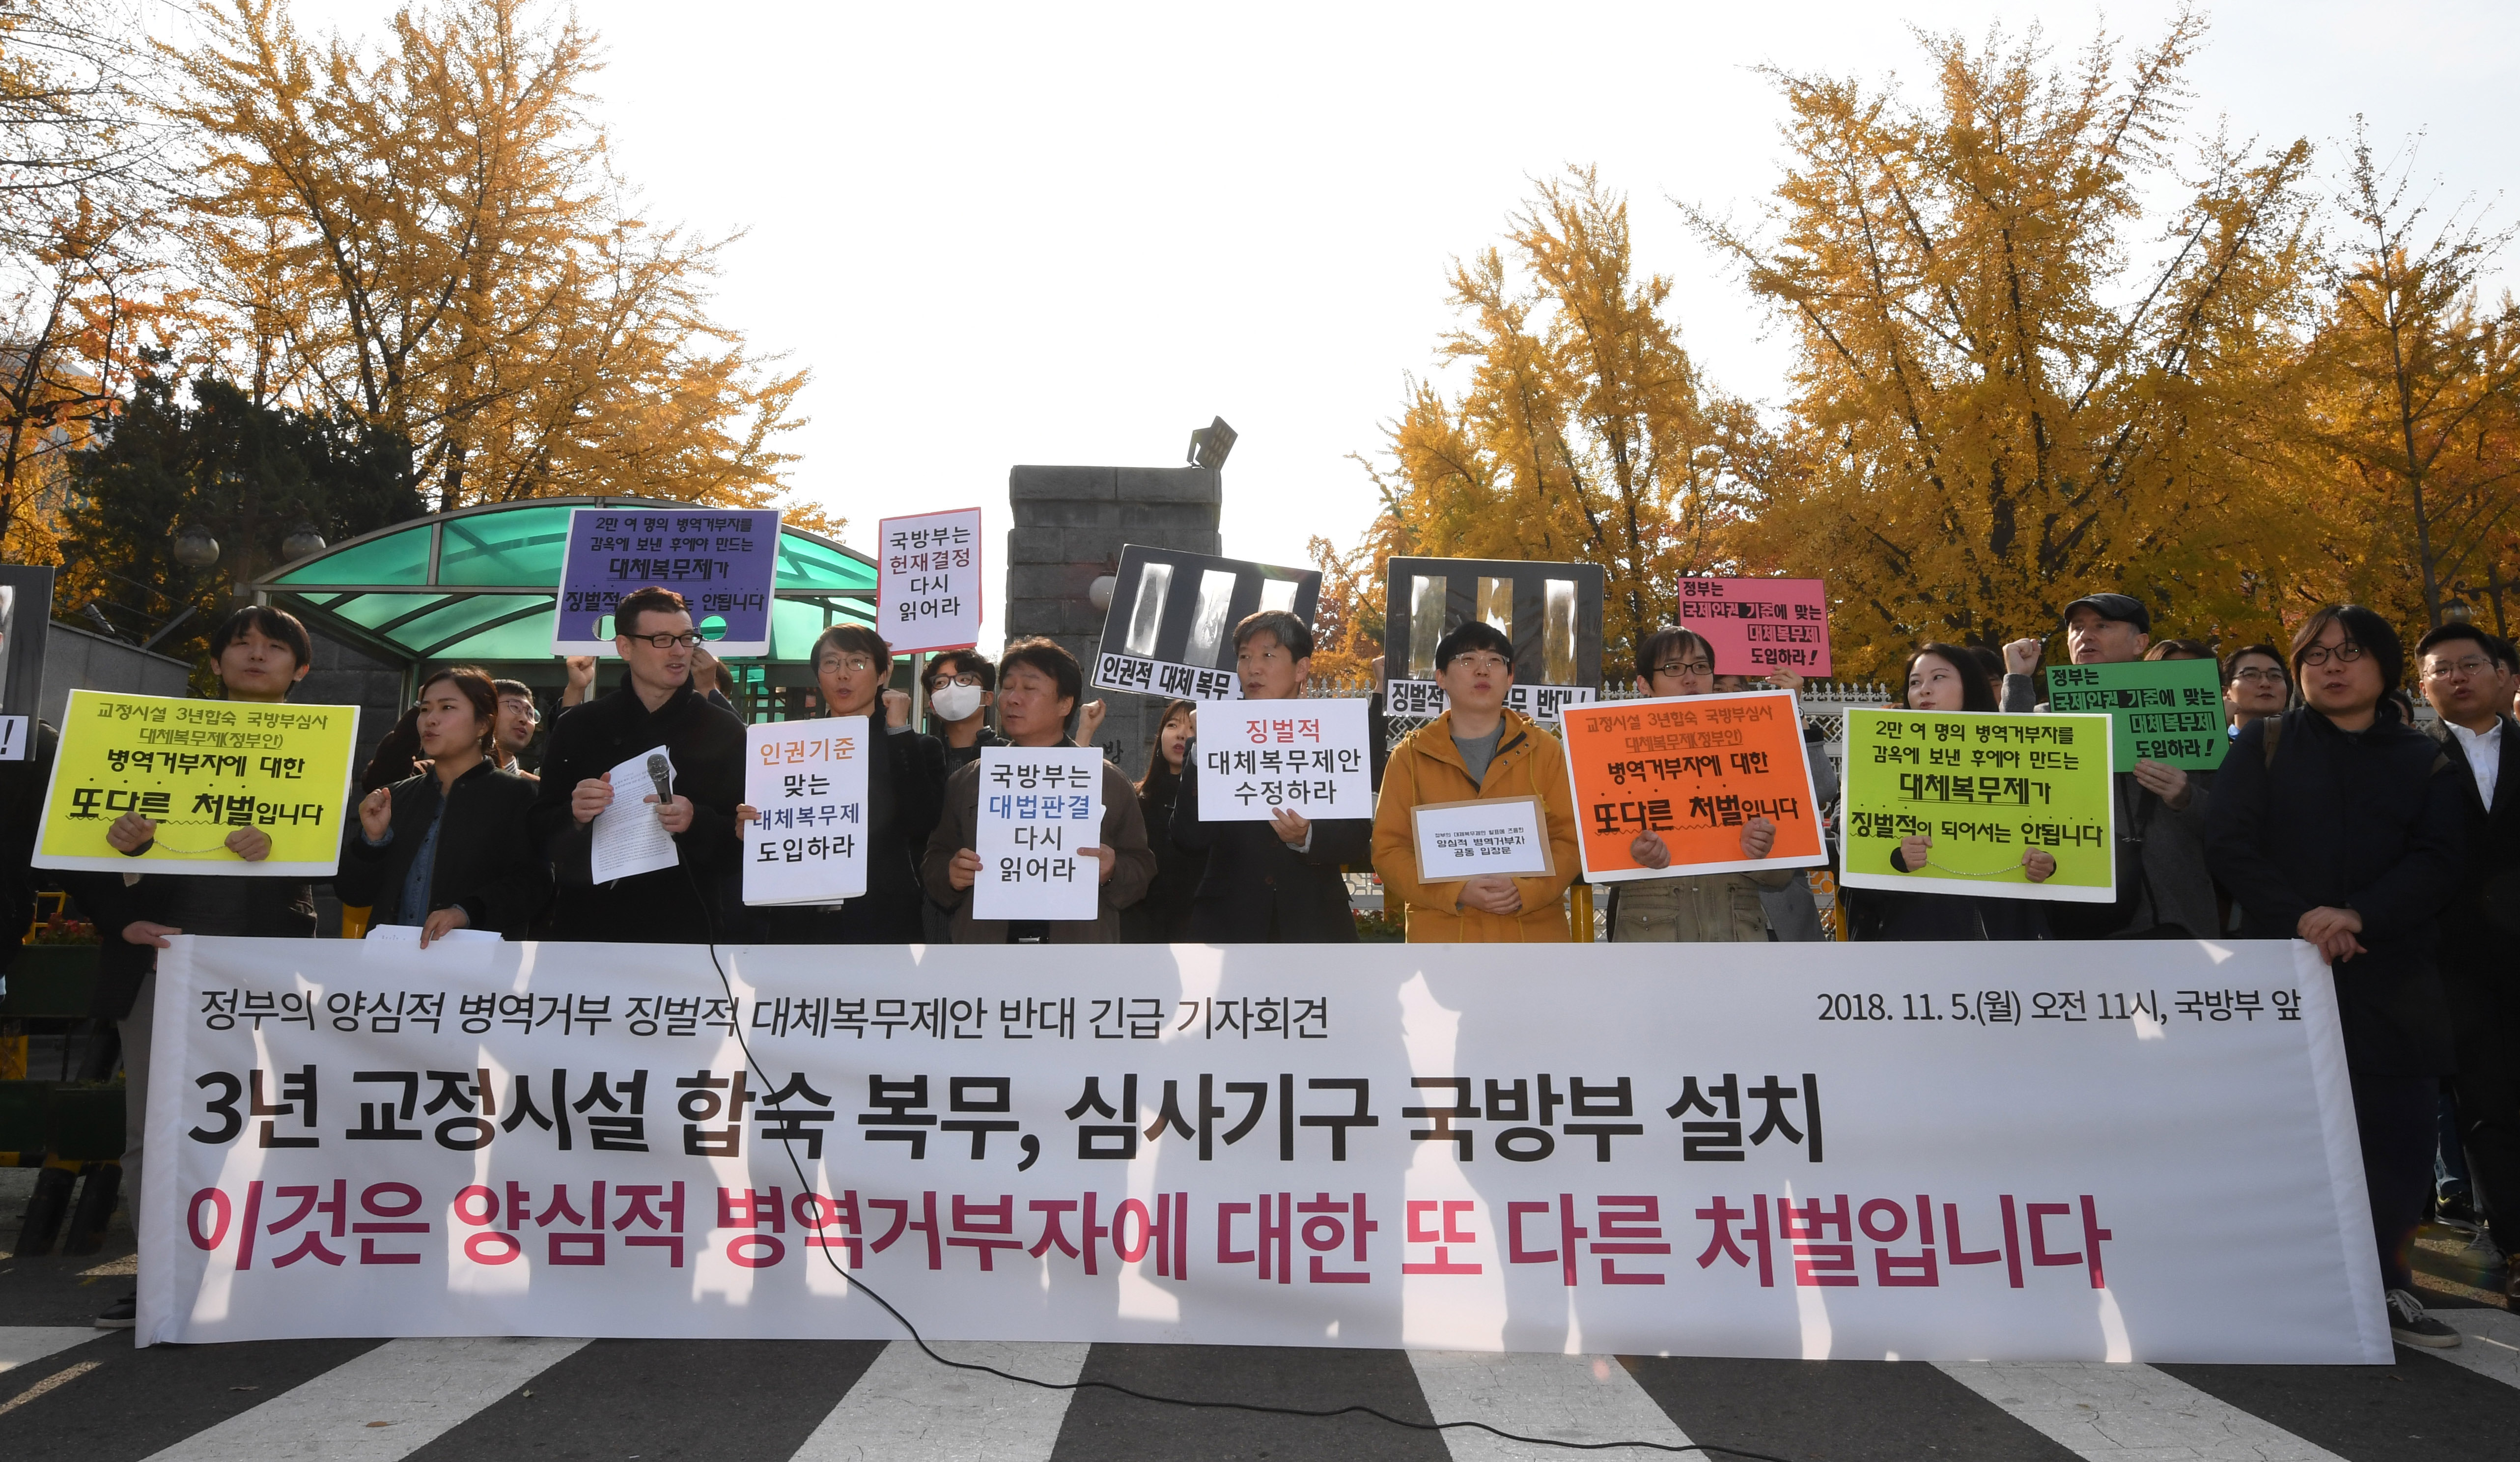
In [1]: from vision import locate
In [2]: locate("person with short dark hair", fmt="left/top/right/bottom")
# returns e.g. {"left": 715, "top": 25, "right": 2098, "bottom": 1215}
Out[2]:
{"left": 924, "top": 648, "right": 1005, "bottom": 771}
{"left": 2145, "top": 637, "right": 2216, "bottom": 662}
{"left": 2207, "top": 604, "right": 2468, "bottom": 1347}
{"left": 920, "top": 637, "right": 1154, "bottom": 943}
{"left": 527, "top": 586, "right": 747, "bottom": 942}
{"left": 2221, "top": 644, "right": 2290, "bottom": 732}
{"left": 1171, "top": 611, "right": 1373, "bottom": 942}
{"left": 1371, "top": 621, "right": 1580, "bottom": 941}
{"left": 338, "top": 668, "right": 547, "bottom": 943}
{"left": 491, "top": 677, "right": 540, "bottom": 776}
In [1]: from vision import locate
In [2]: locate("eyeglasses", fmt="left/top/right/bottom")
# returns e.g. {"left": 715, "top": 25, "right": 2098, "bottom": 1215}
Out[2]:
{"left": 926, "top": 672, "right": 985, "bottom": 692}
{"left": 2423, "top": 656, "right": 2497, "bottom": 681}
{"left": 820, "top": 655, "right": 879, "bottom": 675}
{"left": 2296, "top": 641, "right": 2365, "bottom": 667}
{"left": 627, "top": 632, "right": 701, "bottom": 650}
{"left": 1653, "top": 660, "right": 1715, "bottom": 680}
{"left": 2230, "top": 667, "right": 2289, "bottom": 685}
{"left": 1448, "top": 654, "right": 1510, "bottom": 673}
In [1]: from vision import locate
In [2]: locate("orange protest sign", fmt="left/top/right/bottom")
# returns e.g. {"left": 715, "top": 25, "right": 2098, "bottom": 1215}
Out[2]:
{"left": 1557, "top": 690, "right": 1828, "bottom": 883}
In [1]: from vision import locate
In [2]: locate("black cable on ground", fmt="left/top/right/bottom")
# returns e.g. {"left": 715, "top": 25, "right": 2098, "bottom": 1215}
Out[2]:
{"left": 684, "top": 870, "right": 1796, "bottom": 1461}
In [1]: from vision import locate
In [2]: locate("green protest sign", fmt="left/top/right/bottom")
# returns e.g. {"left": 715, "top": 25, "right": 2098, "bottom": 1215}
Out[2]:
{"left": 2042, "top": 660, "right": 2228, "bottom": 771}
{"left": 1837, "top": 708, "right": 2117, "bottom": 905}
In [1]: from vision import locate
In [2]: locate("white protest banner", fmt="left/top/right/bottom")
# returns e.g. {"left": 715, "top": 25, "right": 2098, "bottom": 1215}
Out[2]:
{"left": 742, "top": 719, "right": 868, "bottom": 906}
{"left": 1410, "top": 795, "right": 1555, "bottom": 883}
{"left": 141, "top": 935, "right": 2384, "bottom": 1363}
{"left": 971, "top": 745, "right": 1102, "bottom": 921}
{"left": 590, "top": 746, "right": 680, "bottom": 884}
{"left": 877, "top": 508, "right": 981, "bottom": 654}
{"left": 1191, "top": 698, "right": 1371, "bottom": 821}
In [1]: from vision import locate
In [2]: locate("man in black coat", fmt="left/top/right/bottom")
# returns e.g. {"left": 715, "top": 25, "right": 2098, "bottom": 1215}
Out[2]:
{"left": 1173, "top": 611, "right": 1370, "bottom": 942}
{"left": 2416, "top": 621, "right": 2520, "bottom": 1291}
{"left": 529, "top": 587, "right": 746, "bottom": 943}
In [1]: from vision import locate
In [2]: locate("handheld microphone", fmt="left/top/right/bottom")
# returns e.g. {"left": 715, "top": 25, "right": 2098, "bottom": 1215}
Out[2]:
{"left": 646, "top": 753, "right": 673, "bottom": 808}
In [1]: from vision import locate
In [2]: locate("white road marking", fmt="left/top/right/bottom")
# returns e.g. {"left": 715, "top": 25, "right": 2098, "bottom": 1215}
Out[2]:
{"left": 1935, "top": 1360, "right": 2348, "bottom": 1462}
{"left": 787, "top": 1339, "right": 1090, "bottom": 1462}
{"left": 140, "top": 1335, "right": 588, "bottom": 1462}
{"left": 1408, "top": 1350, "right": 1694, "bottom": 1460}
{"left": 2428, "top": 1306, "right": 2520, "bottom": 1392}
{"left": 0, "top": 1326, "right": 103, "bottom": 1372}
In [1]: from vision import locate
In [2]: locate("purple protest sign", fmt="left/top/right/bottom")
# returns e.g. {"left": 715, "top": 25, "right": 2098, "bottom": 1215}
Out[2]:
{"left": 552, "top": 506, "right": 782, "bottom": 656}
{"left": 1676, "top": 576, "right": 1833, "bottom": 676}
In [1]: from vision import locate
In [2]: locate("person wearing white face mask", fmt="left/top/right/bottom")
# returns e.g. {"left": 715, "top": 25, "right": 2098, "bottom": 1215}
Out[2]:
{"left": 924, "top": 649, "right": 1005, "bottom": 772}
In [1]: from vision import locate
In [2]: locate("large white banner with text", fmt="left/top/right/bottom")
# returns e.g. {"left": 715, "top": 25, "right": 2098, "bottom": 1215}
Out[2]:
{"left": 141, "top": 937, "right": 2383, "bottom": 1363}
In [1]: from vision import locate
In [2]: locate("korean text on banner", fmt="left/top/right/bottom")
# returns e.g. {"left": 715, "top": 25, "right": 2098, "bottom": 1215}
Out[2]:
{"left": 140, "top": 935, "right": 2387, "bottom": 1363}
{"left": 972, "top": 746, "right": 1103, "bottom": 921}
{"left": 1677, "top": 577, "right": 1833, "bottom": 677}
{"left": 878, "top": 508, "right": 981, "bottom": 653}
{"left": 1091, "top": 544, "right": 1321, "bottom": 703}
{"left": 1192, "top": 699, "right": 1371, "bottom": 821}
{"left": 1411, "top": 795, "right": 1555, "bottom": 884}
{"left": 743, "top": 719, "right": 868, "bottom": 906}
{"left": 33, "top": 690, "right": 358, "bottom": 878}
{"left": 590, "top": 746, "right": 680, "bottom": 885}
{"left": 1838, "top": 708, "right": 2116, "bottom": 904}
{"left": 553, "top": 507, "right": 780, "bottom": 656}
{"left": 2044, "top": 660, "right": 2229, "bottom": 772}
{"left": 1560, "top": 691, "right": 1826, "bottom": 882}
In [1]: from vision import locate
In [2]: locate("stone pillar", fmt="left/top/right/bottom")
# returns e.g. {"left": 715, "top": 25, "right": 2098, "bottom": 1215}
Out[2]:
{"left": 1005, "top": 464, "right": 1221, "bottom": 778}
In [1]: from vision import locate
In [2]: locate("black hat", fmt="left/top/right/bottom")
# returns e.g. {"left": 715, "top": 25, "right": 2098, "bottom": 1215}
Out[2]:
{"left": 2060, "top": 593, "right": 2150, "bottom": 635}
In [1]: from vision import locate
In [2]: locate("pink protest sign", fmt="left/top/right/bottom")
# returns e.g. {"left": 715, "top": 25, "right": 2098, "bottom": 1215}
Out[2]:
{"left": 1676, "top": 577, "right": 1833, "bottom": 676}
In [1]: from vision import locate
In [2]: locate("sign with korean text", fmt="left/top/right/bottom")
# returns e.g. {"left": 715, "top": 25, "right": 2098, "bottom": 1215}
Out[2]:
{"left": 33, "top": 690, "right": 359, "bottom": 878}
{"left": 1192, "top": 698, "right": 1371, "bottom": 820}
{"left": 140, "top": 934, "right": 2387, "bottom": 1364}
{"left": 2043, "top": 660, "right": 2228, "bottom": 772}
{"left": 554, "top": 507, "right": 780, "bottom": 657}
{"left": 877, "top": 508, "right": 981, "bottom": 654}
{"left": 0, "top": 562, "right": 55, "bottom": 758}
{"left": 743, "top": 719, "right": 868, "bottom": 906}
{"left": 1383, "top": 557, "right": 1605, "bottom": 726}
{"left": 1410, "top": 795, "right": 1555, "bottom": 883}
{"left": 972, "top": 746, "right": 1103, "bottom": 921}
{"left": 1838, "top": 708, "right": 2116, "bottom": 904}
{"left": 1677, "top": 576, "right": 1833, "bottom": 677}
{"left": 1559, "top": 691, "right": 1827, "bottom": 883}
{"left": 1092, "top": 545, "right": 1320, "bottom": 703}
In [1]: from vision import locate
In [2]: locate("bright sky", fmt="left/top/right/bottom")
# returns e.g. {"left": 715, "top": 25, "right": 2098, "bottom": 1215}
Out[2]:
{"left": 263, "top": 1, "right": 2516, "bottom": 648}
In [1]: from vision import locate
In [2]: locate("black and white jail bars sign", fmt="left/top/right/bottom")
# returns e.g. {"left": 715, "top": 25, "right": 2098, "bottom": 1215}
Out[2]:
{"left": 1381, "top": 557, "right": 1605, "bottom": 725}
{"left": 1091, "top": 545, "right": 1321, "bottom": 703}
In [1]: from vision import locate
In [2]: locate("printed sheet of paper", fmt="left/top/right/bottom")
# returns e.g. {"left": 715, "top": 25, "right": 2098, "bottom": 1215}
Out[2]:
{"left": 877, "top": 508, "right": 982, "bottom": 653}
{"left": 1559, "top": 690, "right": 1827, "bottom": 883}
{"left": 1192, "top": 698, "right": 1371, "bottom": 821}
{"left": 590, "top": 745, "right": 680, "bottom": 885}
{"left": 1676, "top": 576, "right": 1833, "bottom": 676}
{"left": 742, "top": 719, "right": 869, "bottom": 906}
{"left": 1838, "top": 708, "right": 2116, "bottom": 903}
{"left": 2043, "top": 659, "right": 2229, "bottom": 771}
{"left": 971, "top": 746, "right": 1103, "bottom": 922}
{"left": 1411, "top": 795, "right": 1554, "bottom": 884}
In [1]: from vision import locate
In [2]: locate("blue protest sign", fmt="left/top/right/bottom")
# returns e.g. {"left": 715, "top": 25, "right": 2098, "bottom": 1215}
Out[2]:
{"left": 552, "top": 506, "right": 781, "bottom": 655}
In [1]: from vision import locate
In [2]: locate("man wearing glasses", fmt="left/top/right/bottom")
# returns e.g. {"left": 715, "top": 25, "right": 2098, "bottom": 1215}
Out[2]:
{"left": 2220, "top": 646, "right": 2291, "bottom": 734}
{"left": 528, "top": 585, "right": 747, "bottom": 942}
{"left": 2417, "top": 621, "right": 2520, "bottom": 1295}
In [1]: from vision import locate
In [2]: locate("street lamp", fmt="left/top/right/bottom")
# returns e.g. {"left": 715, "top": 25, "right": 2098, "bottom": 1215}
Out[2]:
{"left": 282, "top": 523, "right": 328, "bottom": 562}
{"left": 172, "top": 526, "right": 221, "bottom": 569}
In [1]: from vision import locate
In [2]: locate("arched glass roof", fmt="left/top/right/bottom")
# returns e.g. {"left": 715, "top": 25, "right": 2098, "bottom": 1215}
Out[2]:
{"left": 253, "top": 496, "right": 875, "bottom": 665}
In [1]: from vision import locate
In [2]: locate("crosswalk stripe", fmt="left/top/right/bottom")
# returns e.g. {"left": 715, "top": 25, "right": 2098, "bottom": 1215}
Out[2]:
{"left": 1933, "top": 1361, "right": 2347, "bottom": 1462}
{"left": 788, "top": 1340, "right": 1088, "bottom": 1462}
{"left": 0, "top": 1327, "right": 103, "bottom": 1373}
{"left": 2429, "top": 1307, "right": 2520, "bottom": 1393}
{"left": 137, "top": 1336, "right": 587, "bottom": 1462}
{"left": 1406, "top": 1351, "right": 1694, "bottom": 1460}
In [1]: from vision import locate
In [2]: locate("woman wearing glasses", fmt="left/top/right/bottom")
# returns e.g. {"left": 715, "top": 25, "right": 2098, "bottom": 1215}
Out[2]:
{"left": 2221, "top": 645, "right": 2291, "bottom": 733}
{"left": 742, "top": 625, "right": 947, "bottom": 944}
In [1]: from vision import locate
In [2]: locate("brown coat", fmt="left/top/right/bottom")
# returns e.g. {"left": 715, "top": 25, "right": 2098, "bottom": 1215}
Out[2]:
{"left": 1370, "top": 707, "right": 1581, "bottom": 942}
{"left": 920, "top": 751, "right": 1155, "bottom": 943}
{"left": 1606, "top": 868, "right": 1795, "bottom": 942}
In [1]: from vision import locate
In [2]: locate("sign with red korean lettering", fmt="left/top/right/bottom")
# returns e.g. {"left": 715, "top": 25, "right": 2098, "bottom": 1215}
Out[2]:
{"left": 1677, "top": 577, "right": 1833, "bottom": 677}
{"left": 877, "top": 507, "right": 981, "bottom": 654}
{"left": 1559, "top": 691, "right": 1827, "bottom": 883}
{"left": 1191, "top": 698, "right": 1371, "bottom": 820}
{"left": 140, "top": 936, "right": 2384, "bottom": 1364}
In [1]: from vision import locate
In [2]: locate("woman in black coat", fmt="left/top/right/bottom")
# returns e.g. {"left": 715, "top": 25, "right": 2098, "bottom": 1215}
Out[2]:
{"left": 1125, "top": 699, "right": 1205, "bottom": 942}
{"left": 2205, "top": 604, "right": 2468, "bottom": 1349}
{"left": 338, "top": 667, "right": 548, "bottom": 942}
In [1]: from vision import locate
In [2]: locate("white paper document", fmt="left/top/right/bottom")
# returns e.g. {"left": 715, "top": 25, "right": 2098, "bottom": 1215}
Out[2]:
{"left": 1192, "top": 698, "right": 1372, "bottom": 821}
{"left": 971, "top": 746, "right": 1103, "bottom": 922}
{"left": 589, "top": 745, "right": 681, "bottom": 884}
{"left": 742, "top": 718, "right": 870, "bottom": 906}
{"left": 1411, "top": 795, "right": 1553, "bottom": 883}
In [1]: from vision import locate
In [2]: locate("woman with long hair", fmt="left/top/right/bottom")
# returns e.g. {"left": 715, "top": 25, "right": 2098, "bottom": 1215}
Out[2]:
{"left": 1126, "top": 699, "right": 1205, "bottom": 942}
{"left": 337, "top": 667, "right": 548, "bottom": 942}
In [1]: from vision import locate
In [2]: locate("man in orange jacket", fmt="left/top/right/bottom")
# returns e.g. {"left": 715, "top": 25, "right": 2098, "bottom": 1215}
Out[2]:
{"left": 1371, "top": 621, "right": 1581, "bottom": 941}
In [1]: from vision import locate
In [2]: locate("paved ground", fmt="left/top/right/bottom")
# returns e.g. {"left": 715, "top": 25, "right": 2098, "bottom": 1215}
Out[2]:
{"left": 7, "top": 1173, "right": 2517, "bottom": 1462}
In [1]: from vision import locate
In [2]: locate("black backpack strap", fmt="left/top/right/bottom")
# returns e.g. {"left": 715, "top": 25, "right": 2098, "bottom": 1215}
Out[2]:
{"left": 2261, "top": 716, "right": 2283, "bottom": 768}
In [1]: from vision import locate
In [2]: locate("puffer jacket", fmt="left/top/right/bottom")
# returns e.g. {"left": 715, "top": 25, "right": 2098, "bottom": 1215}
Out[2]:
{"left": 1608, "top": 868, "right": 1795, "bottom": 942}
{"left": 1371, "top": 707, "right": 1580, "bottom": 942}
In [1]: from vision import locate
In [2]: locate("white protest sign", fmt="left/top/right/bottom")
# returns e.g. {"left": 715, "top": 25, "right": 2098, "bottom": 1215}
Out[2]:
{"left": 1191, "top": 698, "right": 1371, "bottom": 821}
{"left": 877, "top": 508, "right": 982, "bottom": 654}
{"left": 142, "top": 935, "right": 2385, "bottom": 1363}
{"left": 971, "top": 745, "right": 1102, "bottom": 922}
{"left": 1410, "top": 795, "right": 1554, "bottom": 883}
{"left": 742, "top": 719, "right": 869, "bottom": 906}
{"left": 589, "top": 745, "right": 679, "bottom": 884}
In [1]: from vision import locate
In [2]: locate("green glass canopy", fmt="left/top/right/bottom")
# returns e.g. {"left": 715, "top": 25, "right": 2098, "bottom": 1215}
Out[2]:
{"left": 253, "top": 496, "right": 876, "bottom": 667}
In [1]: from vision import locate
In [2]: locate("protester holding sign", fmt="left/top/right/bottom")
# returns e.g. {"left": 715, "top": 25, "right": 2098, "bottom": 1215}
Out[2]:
{"left": 2205, "top": 605, "right": 2469, "bottom": 1348}
{"left": 1125, "top": 698, "right": 1204, "bottom": 942}
{"left": 337, "top": 668, "right": 547, "bottom": 943}
{"left": 922, "top": 637, "right": 1152, "bottom": 942}
{"left": 1173, "top": 610, "right": 1372, "bottom": 942}
{"left": 1371, "top": 622, "right": 1579, "bottom": 941}
{"left": 528, "top": 586, "right": 747, "bottom": 943}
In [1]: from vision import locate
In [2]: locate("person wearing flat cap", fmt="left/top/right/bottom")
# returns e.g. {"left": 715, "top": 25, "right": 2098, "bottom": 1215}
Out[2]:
{"left": 2000, "top": 593, "right": 2220, "bottom": 940}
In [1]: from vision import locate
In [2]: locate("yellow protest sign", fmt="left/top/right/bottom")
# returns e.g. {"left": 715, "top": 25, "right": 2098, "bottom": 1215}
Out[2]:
{"left": 1837, "top": 708, "right": 2116, "bottom": 904}
{"left": 34, "top": 690, "right": 360, "bottom": 877}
